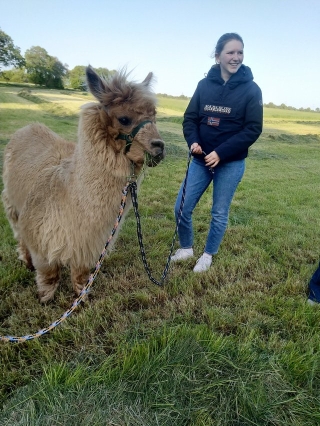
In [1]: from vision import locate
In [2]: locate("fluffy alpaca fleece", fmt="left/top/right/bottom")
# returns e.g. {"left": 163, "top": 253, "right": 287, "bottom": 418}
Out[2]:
{"left": 2, "top": 66, "right": 165, "bottom": 302}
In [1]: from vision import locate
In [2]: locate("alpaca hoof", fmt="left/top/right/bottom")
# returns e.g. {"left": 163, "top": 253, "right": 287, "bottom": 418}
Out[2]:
{"left": 71, "top": 268, "right": 90, "bottom": 300}
{"left": 38, "top": 286, "right": 58, "bottom": 303}
{"left": 74, "top": 284, "right": 89, "bottom": 301}
{"left": 38, "top": 292, "right": 54, "bottom": 304}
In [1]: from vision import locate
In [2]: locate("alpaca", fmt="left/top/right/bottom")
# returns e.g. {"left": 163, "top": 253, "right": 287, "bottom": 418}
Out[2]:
{"left": 2, "top": 66, "right": 165, "bottom": 303}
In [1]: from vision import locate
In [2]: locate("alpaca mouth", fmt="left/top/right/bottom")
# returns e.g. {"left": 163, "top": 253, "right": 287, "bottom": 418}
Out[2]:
{"left": 145, "top": 138, "right": 165, "bottom": 167}
{"left": 145, "top": 149, "right": 165, "bottom": 167}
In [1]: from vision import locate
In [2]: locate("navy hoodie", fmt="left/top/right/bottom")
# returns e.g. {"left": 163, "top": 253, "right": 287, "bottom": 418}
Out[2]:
{"left": 183, "top": 64, "right": 263, "bottom": 162}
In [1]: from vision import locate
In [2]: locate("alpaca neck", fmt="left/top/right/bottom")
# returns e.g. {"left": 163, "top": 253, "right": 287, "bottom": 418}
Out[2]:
{"left": 69, "top": 107, "right": 133, "bottom": 211}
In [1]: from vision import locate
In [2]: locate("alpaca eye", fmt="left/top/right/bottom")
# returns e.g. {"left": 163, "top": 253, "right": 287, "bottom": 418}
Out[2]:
{"left": 118, "top": 116, "right": 132, "bottom": 126}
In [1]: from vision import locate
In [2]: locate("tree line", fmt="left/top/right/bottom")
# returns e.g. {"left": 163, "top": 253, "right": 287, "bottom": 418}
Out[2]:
{"left": 0, "top": 28, "right": 115, "bottom": 90}
{"left": 264, "top": 102, "right": 320, "bottom": 113}
{"left": 1, "top": 28, "right": 320, "bottom": 112}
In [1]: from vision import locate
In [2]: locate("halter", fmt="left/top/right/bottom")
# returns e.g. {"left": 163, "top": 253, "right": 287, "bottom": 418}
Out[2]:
{"left": 116, "top": 120, "right": 152, "bottom": 153}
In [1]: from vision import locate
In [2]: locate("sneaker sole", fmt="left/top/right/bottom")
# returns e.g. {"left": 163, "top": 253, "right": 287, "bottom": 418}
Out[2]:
{"left": 193, "top": 268, "right": 210, "bottom": 273}
{"left": 307, "top": 298, "right": 318, "bottom": 306}
{"left": 171, "top": 255, "right": 194, "bottom": 263}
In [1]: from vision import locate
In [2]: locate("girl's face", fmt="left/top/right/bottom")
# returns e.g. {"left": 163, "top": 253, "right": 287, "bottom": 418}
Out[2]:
{"left": 216, "top": 39, "right": 244, "bottom": 81}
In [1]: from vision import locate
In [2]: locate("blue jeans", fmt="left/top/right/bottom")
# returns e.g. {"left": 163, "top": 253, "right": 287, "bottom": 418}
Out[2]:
{"left": 174, "top": 158, "right": 245, "bottom": 255}
{"left": 308, "top": 262, "right": 320, "bottom": 303}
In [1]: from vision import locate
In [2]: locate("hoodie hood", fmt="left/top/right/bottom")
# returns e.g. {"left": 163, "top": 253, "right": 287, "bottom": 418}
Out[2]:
{"left": 207, "top": 64, "right": 254, "bottom": 89}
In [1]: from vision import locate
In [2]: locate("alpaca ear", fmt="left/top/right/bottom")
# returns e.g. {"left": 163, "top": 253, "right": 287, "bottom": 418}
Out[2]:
{"left": 86, "top": 66, "right": 106, "bottom": 101}
{"left": 142, "top": 72, "right": 153, "bottom": 87}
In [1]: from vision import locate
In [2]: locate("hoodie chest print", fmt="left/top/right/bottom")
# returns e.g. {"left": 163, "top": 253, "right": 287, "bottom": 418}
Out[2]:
{"left": 204, "top": 105, "right": 232, "bottom": 114}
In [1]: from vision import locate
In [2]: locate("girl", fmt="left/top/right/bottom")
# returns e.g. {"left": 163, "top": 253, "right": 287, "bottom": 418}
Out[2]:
{"left": 172, "top": 33, "right": 263, "bottom": 272}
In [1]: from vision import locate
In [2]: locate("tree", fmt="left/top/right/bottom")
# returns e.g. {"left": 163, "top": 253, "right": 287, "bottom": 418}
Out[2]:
{"left": 94, "top": 67, "right": 116, "bottom": 79}
{"left": 68, "top": 65, "right": 86, "bottom": 89}
{"left": 25, "top": 46, "right": 68, "bottom": 89}
{"left": 0, "top": 67, "right": 28, "bottom": 83}
{"left": 264, "top": 102, "right": 277, "bottom": 109}
{"left": 46, "top": 55, "right": 68, "bottom": 89}
{"left": 0, "top": 28, "right": 25, "bottom": 71}
{"left": 68, "top": 65, "right": 116, "bottom": 90}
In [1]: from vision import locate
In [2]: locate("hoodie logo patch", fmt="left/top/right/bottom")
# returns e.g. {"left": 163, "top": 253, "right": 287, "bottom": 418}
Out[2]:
{"left": 204, "top": 105, "right": 232, "bottom": 114}
{"left": 207, "top": 117, "right": 220, "bottom": 126}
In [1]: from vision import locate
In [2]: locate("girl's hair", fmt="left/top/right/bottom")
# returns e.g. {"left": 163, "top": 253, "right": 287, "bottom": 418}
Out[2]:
{"left": 211, "top": 33, "right": 244, "bottom": 58}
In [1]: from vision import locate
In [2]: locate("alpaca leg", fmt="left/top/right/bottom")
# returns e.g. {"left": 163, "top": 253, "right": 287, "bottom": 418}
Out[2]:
{"left": 2, "top": 189, "right": 20, "bottom": 242}
{"left": 1, "top": 190, "right": 34, "bottom": 269}
{"left": 35, "top": 263, "right": 61, "bottom": 303}
{"left": 17, "top": 240, "right": 35, "bottom": 271}
{"left": 71, "top": 266, "right": 90, "bottom": 297}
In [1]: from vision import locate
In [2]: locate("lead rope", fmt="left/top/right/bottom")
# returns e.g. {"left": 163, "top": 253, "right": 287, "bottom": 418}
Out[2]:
{"left": 130, "top": 149, "right": 192, "bottom": 286}
{"left": 0, "top": 150, "right": 193, "bottom": 342}
{"left": 0, "top": 182, "right": 132, "bottom": 343}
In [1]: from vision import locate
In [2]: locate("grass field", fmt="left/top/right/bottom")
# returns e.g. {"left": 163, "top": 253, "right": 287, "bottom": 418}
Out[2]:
{"left": 0, "top": 86, "right": 320, "bottom": 425}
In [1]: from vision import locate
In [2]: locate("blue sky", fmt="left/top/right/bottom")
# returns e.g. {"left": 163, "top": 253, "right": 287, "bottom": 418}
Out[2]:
{"left": 1, "top": 0, "right": 319, "bottom": 109}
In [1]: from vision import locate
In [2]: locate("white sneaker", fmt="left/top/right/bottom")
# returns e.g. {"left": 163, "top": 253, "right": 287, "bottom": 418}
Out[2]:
{"left": 193, "top": 253, "right": 212, "bottom": 273}
{"left": 307, "top": 298, "right": 318, "bottom": 306}
{"left": 171, "top": 248, "right": 194, "bottom": 262}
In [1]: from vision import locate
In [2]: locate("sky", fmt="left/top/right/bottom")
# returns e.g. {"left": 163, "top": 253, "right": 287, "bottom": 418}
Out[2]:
{"left": 1, "top": 0, "right": 319, "bottom": 109}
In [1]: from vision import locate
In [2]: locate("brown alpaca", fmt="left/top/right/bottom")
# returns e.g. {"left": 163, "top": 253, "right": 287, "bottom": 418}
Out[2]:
{"left": 2, "top": 66, "right": 165, "bottom": 303}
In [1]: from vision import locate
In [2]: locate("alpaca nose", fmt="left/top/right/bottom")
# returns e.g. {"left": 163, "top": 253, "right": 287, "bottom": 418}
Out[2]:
{"left": 151, "top": 139, "right": 165, "bottom": 154}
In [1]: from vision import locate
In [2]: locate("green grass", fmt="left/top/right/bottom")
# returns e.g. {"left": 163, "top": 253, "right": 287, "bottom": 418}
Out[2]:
{"left": 157, "top": 96, "right": 190, "bottom": 116}
{"left": 0, "top": 86, "right": 320, "bottom": 425}
{"left": 2, "top": 326, "right": 320, "bottom": 425}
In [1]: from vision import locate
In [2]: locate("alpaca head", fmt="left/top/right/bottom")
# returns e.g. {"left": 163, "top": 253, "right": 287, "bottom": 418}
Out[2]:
{"left": 86, "top": 66, "right": 165, "bottom": 168}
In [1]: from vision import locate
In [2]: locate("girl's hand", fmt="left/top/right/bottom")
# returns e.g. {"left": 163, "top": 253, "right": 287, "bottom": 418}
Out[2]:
{"left": 190, "top": 143, "right": 202, "bottom": 154}
{"left": 204, "top": 151, "right": 220, "bottom": 168}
